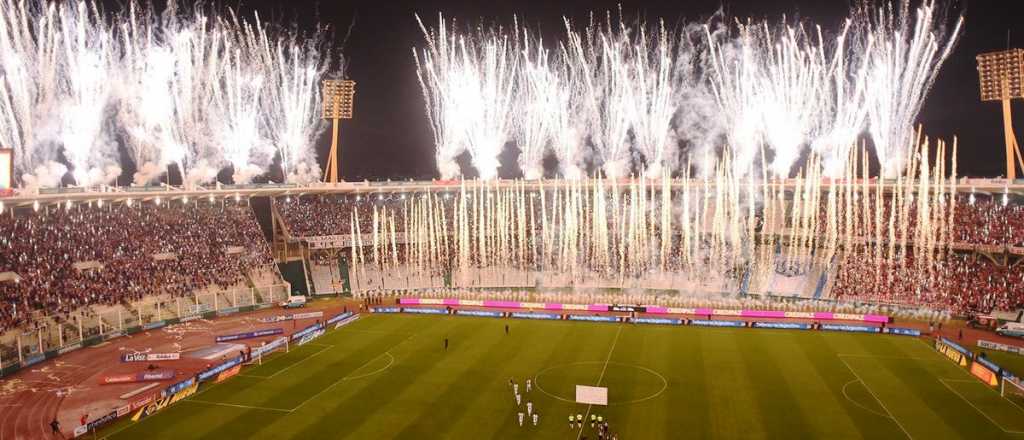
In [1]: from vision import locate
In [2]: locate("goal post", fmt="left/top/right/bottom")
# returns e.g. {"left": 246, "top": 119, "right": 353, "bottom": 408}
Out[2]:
{"left": 1002, "top": 376, "right": 1024, "bottom": 404}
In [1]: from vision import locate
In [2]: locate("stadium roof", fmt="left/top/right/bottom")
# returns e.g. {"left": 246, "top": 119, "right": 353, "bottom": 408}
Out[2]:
{"left": 2, "top": 178, "right": 1024, "bottom": 209}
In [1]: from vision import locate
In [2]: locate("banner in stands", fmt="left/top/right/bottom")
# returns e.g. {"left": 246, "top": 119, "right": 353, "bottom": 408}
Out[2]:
{"left": 884, "top": 327, "right": 921, "bottom": 336}
{"left": 689, "top": 319, "right": 745, "bottom": 328}
{"left": 979, "top": 340, "right": 1024, "bottom": 355}
{"left": 252, "top": 337, "right": 288, "bottom": 358}
{"left": 372, "top": 307, "right": 401, "bottom": 313}
{"left": 935, "top": 339, "right": 970, "bottom": 367}
{"left": 404, "top": 307, "right": 447, "bottom": 315}
{"left": 455, "top": 310, "right": 503, "bottom": 318}
{"left": 510, "top": 312, "right": 560, "bottom": 320}
{"left": 820, "top": 324, "right": 880, "bottom": 333}
{"left": 121, "top": 352, "right": 181, "bottom": 362}
{"left": 132, "top": 381, "right": 199, "bottom": 422}
{"left": 215, "top": 328, "right": 283, "bottom": 343}
{"left": 198, "top": 356, "right": 244, "bottom": 382}
{"left": 751, "top": 322, "right": 812, "bottom": 330}
{"left": 970, "top": 361, "right": 1000, "bottom": 386}
{"left": 100, "top": 370, "right": 175, "bottom": 384}
{"left": 634, "top": 318, "right": 682, "bottom": 325}
{"left": 568, "top": 315, "right": 620, "bottom": 323}
{"left": 326, "top": 311, "right": 355, "bottom": 325}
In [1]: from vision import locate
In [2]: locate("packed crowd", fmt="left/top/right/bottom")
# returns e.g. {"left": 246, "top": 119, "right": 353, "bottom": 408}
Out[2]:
{"left": 831, "top": 250, "right": 1024, "bottom": 315}
{"left": 0, "top": 200, "right": 274, "bottom": 332}
{"left": 277, "top": 195, "right": 409, "bottom": 238}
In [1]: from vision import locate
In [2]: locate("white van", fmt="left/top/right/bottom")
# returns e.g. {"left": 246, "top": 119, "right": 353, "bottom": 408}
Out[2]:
{"left": 996, "top": 322, "right": 1024, "bottom": 338}
{"left": 280, "top": 295, "right": 307, "bottom": 309}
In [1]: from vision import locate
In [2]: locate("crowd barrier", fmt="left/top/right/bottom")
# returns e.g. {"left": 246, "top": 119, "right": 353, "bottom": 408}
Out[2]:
{"left": 398, "top": 298, "right": 890, "bottom": 323}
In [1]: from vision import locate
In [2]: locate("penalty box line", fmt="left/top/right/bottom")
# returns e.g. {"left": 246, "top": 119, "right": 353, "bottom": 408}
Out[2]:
{"left": 838, "top": 356, "right": 914, "bottom": 440}
{"left": 937, "top": 376, "right": 1024, "bottom": 433}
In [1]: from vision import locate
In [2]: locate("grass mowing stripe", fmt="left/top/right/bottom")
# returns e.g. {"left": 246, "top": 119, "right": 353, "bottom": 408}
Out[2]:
{"left": 576, "top": 324, "right": 622, "bottom": 440}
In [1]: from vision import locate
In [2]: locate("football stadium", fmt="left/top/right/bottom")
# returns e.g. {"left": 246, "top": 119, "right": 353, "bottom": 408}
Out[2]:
{"left": 2, "top": 0, "right": 1024, "bottom": 438}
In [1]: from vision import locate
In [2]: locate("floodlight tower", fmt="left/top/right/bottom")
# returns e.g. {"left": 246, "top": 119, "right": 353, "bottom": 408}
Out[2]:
{"left": 977, "top": 49, "right": 1024, "bottom": 181}
{"left": 321, "top": 79, "right": 356, "bottom": 183}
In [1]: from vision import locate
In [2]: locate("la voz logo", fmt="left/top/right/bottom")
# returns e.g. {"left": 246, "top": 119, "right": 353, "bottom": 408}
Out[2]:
{"left": 122, "top": 352, "right": 148, "bottom": 362}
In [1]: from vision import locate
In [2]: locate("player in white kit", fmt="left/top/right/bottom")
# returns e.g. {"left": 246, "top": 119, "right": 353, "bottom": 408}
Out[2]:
{"left": 526, "top": 378, "right": 532, "bottom": 393}
{"left": 513, "top": 383, "right": 519, "bottom": 395}
{"left": 517, "top": 412, "right": 524, "bottom": 426}
{"left": 515, "top": 393, "right": 521, "bottom": 406}
{"left": 532, "top": 413, "right": 539, "bottom": 426}
{"left": 526, "top": 401, "right": 533, "bottom": 416}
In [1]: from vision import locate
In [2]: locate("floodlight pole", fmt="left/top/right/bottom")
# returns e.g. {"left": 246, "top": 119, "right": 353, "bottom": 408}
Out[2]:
{"left": 977, "top": 49, "right": 1024, "bottom": 181}
{"left": 1002, "top": 90, "right": 1021, "bottom": 181}
{"left": 327, "top": 114, "right": 341, "bottom": 183}
{"left": 321, "top": 79, "right": 356, "bottom": 184}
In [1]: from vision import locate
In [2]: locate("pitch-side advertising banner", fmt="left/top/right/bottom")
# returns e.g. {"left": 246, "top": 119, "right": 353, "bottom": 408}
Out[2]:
{"left": 100, "top": 370, "right": 175, "bottom": 385}
{"left": 215, "top": 328, "right": 284, "bottom": 343}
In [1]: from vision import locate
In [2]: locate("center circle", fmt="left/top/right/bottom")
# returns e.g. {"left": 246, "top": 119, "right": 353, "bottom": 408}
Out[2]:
{"left": 533, "top": 361, "right": 668, "bottom": 406}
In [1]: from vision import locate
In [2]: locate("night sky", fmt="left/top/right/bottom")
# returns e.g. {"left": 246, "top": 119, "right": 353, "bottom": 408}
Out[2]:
{"left": 147, "top": 0, "right": 1023, "bottom": 180}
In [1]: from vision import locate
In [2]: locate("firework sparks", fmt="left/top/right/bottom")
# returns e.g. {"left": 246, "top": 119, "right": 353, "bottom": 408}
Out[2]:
{"left": 0, "top": 0, "right": 338, "bottom": 187}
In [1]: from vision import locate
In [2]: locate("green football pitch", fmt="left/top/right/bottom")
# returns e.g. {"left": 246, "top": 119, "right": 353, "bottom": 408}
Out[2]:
{"left": 102, "top": 313, "right": 1024, "bottom": 439}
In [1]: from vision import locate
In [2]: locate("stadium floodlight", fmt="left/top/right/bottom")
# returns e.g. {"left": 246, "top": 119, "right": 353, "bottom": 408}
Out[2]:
{"left": 977, "top": 49, "right": 1024, "bottom": 180}
{"left": 321, "top": 79, "right": 357, "bottom": 184}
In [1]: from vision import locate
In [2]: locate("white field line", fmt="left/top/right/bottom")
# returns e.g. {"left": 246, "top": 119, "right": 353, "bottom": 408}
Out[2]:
{"left": 838, "top": 356, "right": 913, "bottom": 440}
{"left": 577, "top": 325, "right": 623, "bottom": 440}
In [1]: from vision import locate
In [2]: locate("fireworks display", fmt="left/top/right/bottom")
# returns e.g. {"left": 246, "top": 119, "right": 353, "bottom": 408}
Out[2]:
{"left": 414, "top": 0, "right": 962, "bottom": 180}
{"left": 0, "top": 0, "right": 339, "bottom": 187}
{"left": 348, "top": 138, "right": 960, "bottom": 304}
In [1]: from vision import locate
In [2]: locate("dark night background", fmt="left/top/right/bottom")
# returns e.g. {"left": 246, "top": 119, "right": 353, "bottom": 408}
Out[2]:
{"left": 110, "top": 0, "right": 1023, "bottom": 181}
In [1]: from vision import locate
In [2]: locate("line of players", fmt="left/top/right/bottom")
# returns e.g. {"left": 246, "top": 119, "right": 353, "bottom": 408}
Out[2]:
{"left": 510, "top": 378, "right": 540, "bottom": 427}
{"left": 571, "top": 413, "right": 617, "bottom": 440}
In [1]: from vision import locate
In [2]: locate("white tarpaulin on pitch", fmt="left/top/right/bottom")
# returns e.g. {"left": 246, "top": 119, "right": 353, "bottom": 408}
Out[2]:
{"left": 575, "top": 385, "right": 608, "bottom": 405}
